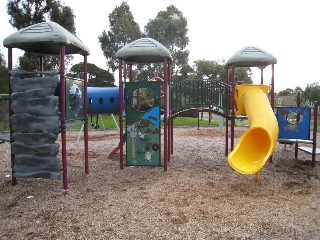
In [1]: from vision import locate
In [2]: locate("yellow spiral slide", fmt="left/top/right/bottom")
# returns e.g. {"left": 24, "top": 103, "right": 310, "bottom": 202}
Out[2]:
{"left": 228, "top": 84, "right": 279, "bottom": 175}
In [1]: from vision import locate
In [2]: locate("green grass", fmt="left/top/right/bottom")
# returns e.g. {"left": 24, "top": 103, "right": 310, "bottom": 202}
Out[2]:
{"left": 4, "top": 114, "right": 320, "bottom": 131}
{"left": 0, "top": 123, "right": 9, "bottom": 132}
{"left": 86, "top": 115, "right": 120, "bottom": 130}
{"left": 88, "top": 114, "right": 319, "bottom": 131}
{"left": 172, "top": 116, "right": 220, "bottom": 127}
{"left": 75, "top": 114, "right": 249, "bottom": 131}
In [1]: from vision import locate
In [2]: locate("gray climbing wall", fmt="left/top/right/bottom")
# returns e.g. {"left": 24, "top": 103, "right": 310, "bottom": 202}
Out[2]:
{"left": 10, "top": 69, "right": 61, "bottom": 180}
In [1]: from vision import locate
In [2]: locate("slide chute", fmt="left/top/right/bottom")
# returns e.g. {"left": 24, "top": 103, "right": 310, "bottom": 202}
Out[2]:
{"left": 228, "top": 85, "right": 279, "bottom": 174}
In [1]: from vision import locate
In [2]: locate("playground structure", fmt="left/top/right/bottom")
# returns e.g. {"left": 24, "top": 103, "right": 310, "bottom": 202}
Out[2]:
{"left": 1, "top": 21, "right": 318, "bottom": 189}
{"left": 115, "top": 39, "right": 280, "bottom": 178}
{"left": 3, "top": 22, "right": 90, "bottom": 189}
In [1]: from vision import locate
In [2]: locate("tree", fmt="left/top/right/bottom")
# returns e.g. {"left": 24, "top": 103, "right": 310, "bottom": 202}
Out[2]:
{"left": 7, "top": 0, "right": 50, "bottom": 29}
{"left": 301, "top": 82, "right": 320, "bottom": 106}
{"left": 233, "top": 67, "right": 253, "bottom": 84}
{"left": 67, "top": 62, "right": 116, "bottom": 87}
{"left": 293, "top": 86, "right": 303, "bottom": 96}
{"left": 6, "top": 0, "right": 76, "bottom": 71}
{"left": 192, "top": 59, "right": 252, "bottom": 83}
{"left": 0, "top": 51, "right": 9, "bottom": 131}
{"left": 192, "top": 60, "right": 221, "bottom": 79}
{"left": 0, "top": 51, "right": 9, "bottom": 94}
{"left": 278, "top": 88, "right": 294, "bottom": 96}
{"left": 144, "top": 5, "right": 191, "bottom": 82}
{"left": 49, "top": 1, "right": 76, "bottom": 33}
{"left": 98, "top": 1, "right": 142, "bottom": 73}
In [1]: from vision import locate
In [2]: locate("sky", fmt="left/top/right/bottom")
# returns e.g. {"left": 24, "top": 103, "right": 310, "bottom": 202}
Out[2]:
{"left": 1, "top": 0, "right": 319, "bottom": 92}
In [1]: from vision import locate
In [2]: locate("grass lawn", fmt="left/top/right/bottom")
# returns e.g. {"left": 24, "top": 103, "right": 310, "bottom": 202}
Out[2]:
{"left": 82, "top": 114, "right": 320, "bottom": 131}
{"left": 81, "top": 114, "right": 248, "bottom": 131}
{"left": 1, "top": 114, "right": 319, "bottom": 131}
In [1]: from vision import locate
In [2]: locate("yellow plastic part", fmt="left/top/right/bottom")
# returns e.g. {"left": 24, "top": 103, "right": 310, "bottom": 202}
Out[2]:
{"left": 228, "top": 85, "right": 279, "bottom": 174}
{"left": 255, "top": 171, "right": 260, "bottom": 180}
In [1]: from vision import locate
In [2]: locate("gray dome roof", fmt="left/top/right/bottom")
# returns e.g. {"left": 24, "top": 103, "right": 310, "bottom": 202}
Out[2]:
{"left": 116, "top": 38, "right": 172, "bottom": 63}
{"left": 3, "top": 21, "right": 90, "bottom": 56}
{"left": 224, "top": 46, "right": 277, "bottom": 68}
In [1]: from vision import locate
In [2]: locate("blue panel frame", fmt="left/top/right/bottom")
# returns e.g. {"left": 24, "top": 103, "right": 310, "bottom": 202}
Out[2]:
{"left": 277, "top": 107, "right": 311, "bottom": 140}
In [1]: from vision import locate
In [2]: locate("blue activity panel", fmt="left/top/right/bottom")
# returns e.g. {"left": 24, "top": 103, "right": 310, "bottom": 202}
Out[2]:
{"left": 277, "top": 107, "right": 311, "bottom": 140}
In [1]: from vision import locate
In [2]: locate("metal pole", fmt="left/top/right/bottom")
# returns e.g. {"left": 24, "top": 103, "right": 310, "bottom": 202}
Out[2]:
{"left": 269, "top": 64, "right": 275, "bottom": 163}
{"left": 163, "top": 58, "right": 168, "bottom": 171}
{"left": 225, "top": 68, "right": 229, "bottom": 156}
{"left": 170, "top": 64, "right": 174, "bottom": 155}
{"left": 119, "top": 59, "right": 124, "bottom": 169}
{"left": 60, "top": 45, "right": 68, "bottom": 189}
{"left": 295, "top": 91, "right": 301, "bottom": 159}
{"left": 260, "top": 67, "right": 264, "bottom": 84}
{"left": 271, "top": 64, "right": 275, "bottom": 108}
{"left": 197, "top": 112, "right": 200, "bottom": 130}
{"left": 230, "top": 65, "right": 235, "bottom": 151}
{"left": 312, "top": 101, "right": 318, "bottom": 168}
{"left": 39, "top": 56, "right": 43, "bottom": 76}
{"left": 83, "top": 55, "right": 89, "bottom": 174}
{"left": 167, "top": 63, "right": 173, "bottom": 159}
{"left": 8, "top": 47, "right": 16, "bottom": 186}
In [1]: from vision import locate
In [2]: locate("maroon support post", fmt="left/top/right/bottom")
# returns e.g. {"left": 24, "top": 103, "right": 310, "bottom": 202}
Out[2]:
{"left": 129, "top": 64, "right": 132, "bottom": 81}
{"left": 225, "top": 68, "right": 229, "bottom": 156}
{"left": 230, "top": 64, "right": 236, "bottom": 151}
{"left": 312, "top": 102, "right": 318, "bottom": 168}
{"left": 7, "top": 47, "right": 16, "bottom": 186}
{"left": 260, "top": 67, "right": 265, "bottom": 84}
{"left": 168, "top": 63, "right": 173, "bottom": 158}
{"left": 119, "top": 59, "right": 124, "bottom": 169}
{"left": 295, "top": 92, "right": 301, "bottom": 159}
{"left": 83, "top": 55, "right": 89, "bottom": 174}
{"left": 163, "top": 58, "right": 168, "bottom": 171}
{"left": 270, "top": 64, "right": 275, "bottom": 109}
{"left": 269, "top": 64, "right": 275, "bottom": 163}
{"left": 59, "top": 45, "right": 68, "bottom": 189}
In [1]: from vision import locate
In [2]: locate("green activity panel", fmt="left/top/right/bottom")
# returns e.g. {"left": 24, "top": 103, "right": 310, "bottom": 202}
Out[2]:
{"left": 125, "top": 81, "right": 161, "bottom": 166}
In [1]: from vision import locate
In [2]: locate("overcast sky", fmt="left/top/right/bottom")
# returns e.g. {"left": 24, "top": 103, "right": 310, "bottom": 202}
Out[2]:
{"left": 1, "top": 0, "right": 319, "bottom": 92}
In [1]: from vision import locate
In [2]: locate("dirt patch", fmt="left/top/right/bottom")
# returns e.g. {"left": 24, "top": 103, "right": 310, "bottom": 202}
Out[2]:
{"left": 1, "top": 127, "right": 320, "bottom": 239}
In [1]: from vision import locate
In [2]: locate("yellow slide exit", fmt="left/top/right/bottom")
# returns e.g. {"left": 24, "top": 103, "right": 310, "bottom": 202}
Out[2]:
{"left": 228, "top": 84, "right": 279, "bottom": 174}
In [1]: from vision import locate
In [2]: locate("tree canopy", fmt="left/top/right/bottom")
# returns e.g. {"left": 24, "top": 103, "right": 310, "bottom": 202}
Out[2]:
{"left": 144, "top": 5, "right": 191, "bottom": 82}
{"left": 278, "top": 88, "right": 294, "bottom": 96}
{"left": 0, "top": 51, "right": 9, "bottom": 94}
{"left": 67, "top": 63, "right": 115, "bottom": 87}
{"left": 99, "top": 2, "right": 252, "bottom": 84}
{"left": 192, "top": 59, "right": 252, "bottom": 84}
{"left": 6, "top": 0, "right": 76, "bottom": 71}
{"left": 0, "top": 51, "right": 5, "bottom": 66}
{"left": 98, "top": 1, "right": 142, "bottom": 73}
{"left": 301, "top": 82, "right": 320, "bottom": 106}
